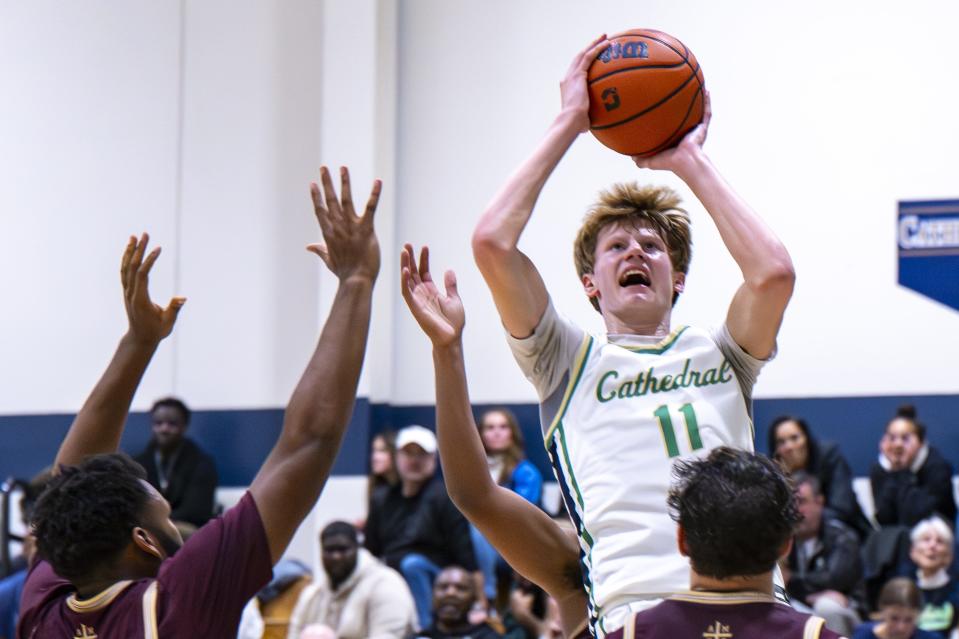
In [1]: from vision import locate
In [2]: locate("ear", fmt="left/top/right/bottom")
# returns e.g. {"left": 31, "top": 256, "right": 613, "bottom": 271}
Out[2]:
{"left": 132, "top": 526, "right": 164, "bottom": 561}
{"left": 673, "top": 271, "right": 686, "bottom": 296}
{"left": 582, "top": 273, "right": 599, "bottom": 301}
{"left": 676, "top": 525, "right": 690, "bottom": 557}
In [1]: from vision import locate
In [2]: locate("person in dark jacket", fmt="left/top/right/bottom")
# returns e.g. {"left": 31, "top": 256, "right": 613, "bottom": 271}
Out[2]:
{"left": 870, "top": 405, "right": 956, "bottom": 528}
{"left": 768, "top": 415, "right": 871, "bottom": 537}
{"left": 133, "top": 396, "right": 218, "bottom": 533}
{"left": 365, "top": 425, "right": 480, "bottom": 630}
{"left": 786, "top": 473, "right": 865, "bottom": 636}
{"left": 407, "top": 566, "right": 503, "bottom": 639}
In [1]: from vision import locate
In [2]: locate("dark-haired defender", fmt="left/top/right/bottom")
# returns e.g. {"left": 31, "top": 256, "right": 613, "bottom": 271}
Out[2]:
{"left": 607, "top": 447, "right": 842, "bottom": 639}
{"left": 473, "top": 36, "right": 794, "bottom": 636}
{"left": 19, "top": 166, "right": 381, "bottom": 638}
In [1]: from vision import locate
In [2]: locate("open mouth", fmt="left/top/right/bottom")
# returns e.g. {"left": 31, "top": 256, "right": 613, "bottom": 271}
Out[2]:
{"left": 619, "top": 269, "right": 651, "bottom": 288}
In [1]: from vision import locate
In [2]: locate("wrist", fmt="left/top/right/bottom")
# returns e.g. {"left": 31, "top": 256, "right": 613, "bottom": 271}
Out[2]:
{"left": 671, "top": 147, "right": 712, "bottom": 184}
{"left": 432, "top": 340, "right": 464, "bottom": 358}
{"left": 121, "top": 330, "right": 162, "bottom": 350}
{"left": 337, "top": 272, "right": 377, "bottom": 289}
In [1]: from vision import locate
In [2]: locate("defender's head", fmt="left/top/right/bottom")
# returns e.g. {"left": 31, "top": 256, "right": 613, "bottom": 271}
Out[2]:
{"left": 573, "top": 183, "right": 691, "bottom": 319}
{"left": 31, "top": 453, "right": 183, "bottom": 584}
{"left": 667, "top": 447, "right": 800, "bottom": 579}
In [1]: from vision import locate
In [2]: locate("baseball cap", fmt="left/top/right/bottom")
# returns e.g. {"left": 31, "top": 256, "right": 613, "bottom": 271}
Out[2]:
{"left": 396, "top": 425, "right": 437, "bottom": 454}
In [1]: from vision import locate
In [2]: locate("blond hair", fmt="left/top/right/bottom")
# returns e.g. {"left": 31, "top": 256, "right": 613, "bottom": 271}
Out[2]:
{"left": 573, "top": 183, "right": 692, "bottom": 312}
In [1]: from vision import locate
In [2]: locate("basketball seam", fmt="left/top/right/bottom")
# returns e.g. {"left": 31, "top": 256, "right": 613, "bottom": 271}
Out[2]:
{"left": 633, "top": 84, "right": 704, "bottom": 156}
{"left": 588, "top": 62, "right": 687, "bottom": 85}
{"left": 590, "top": 61, "right": 702, "bottom": 131}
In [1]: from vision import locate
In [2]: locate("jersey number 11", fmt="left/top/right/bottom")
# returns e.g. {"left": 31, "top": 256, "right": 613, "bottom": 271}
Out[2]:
{"left": 653, "top": 403, "right": 703, "bottom": 458}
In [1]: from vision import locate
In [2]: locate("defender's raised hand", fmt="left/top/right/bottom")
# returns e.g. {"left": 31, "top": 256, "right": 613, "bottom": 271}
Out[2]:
{"left": 401, "top": 244, "right": 465, "bottom": 347}
{"left": 308, "top": 166, "right": 381, "bottom": 283}
{"left": 121, "top": 233, "right": 186, "bottom": 344}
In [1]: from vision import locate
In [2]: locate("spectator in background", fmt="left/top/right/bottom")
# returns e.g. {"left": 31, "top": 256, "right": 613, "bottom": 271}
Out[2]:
{"left": 133, "top": 396, "right": 218, "bottom": 535}
{"left": 870, "top": 405, "right": 956, "bottom": 528}
{"left": 237, "top": 559, "right": 314, "bottom": 639}
{"left": 786, "top": 472, "right": 865, "bottom": 636}
{"left": 768, "top": 415, "right": 871, "bottom": 537}
{"left": 853, "top": 578, "right": 940, "bottom": 639}
{"left": 906, "top": 516, "right": 959, "bottom": 638}
{"left": 364, "top": 425, "right": 481, "bottom": 630}
{"left": 368, "top": 431, "right": 399, "bottom": 503}
{"left": 499, "top": 573, "right": 549, "bottom": 639}
{"left": 472, "top": 408, "right": 544, "bottom": 605}
{"left": 407, "top": 566, "right": 503, "bottom": 639}
{"left": 286, "top": 521, "right": 415, "bottom": 639}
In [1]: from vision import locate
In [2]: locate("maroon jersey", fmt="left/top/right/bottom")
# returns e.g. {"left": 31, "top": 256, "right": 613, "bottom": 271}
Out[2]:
{"left": 18, "top": 491, "right": 272, "bottom": 638}
{"left": 605, "top": 591, "right": 843, "bottom": 639}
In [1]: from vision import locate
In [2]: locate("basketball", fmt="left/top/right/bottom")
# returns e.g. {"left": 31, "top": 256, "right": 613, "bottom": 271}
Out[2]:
{"left": 587, "top": 29, "right": 706, "bottom": 157}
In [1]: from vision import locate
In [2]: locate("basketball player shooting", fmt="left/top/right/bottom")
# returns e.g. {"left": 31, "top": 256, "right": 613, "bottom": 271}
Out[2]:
{"left": 472, "top": 35, "right": 795, "bottom": 637}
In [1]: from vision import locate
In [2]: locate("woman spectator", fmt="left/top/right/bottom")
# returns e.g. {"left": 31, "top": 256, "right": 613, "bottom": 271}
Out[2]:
{"left": 768, "top": 415, "right": 870, "bottom": 536}
{"left": 368, "top": 431, "right": 398, "bottom": 502}
{"left": 906, "top": 516, "right": 959, "bottom": 638}
{"left": 853, "top": 577, "right": 940, "bottom": 639}
{"left": 870, "top": 406, "right": 956, "bottom": 528}
{"left": 479, "top": 409, "right": 542, "bottom": 507}
{"left": 471, "top": 408, "right": 544, "bottom": 607}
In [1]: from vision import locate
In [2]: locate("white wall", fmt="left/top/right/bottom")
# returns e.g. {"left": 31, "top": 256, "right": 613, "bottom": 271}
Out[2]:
{"left": 2, "top": 2, "right": 958, "bottom": 420}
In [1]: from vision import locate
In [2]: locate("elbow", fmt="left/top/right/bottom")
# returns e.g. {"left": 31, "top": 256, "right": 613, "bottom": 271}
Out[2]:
{"left": 751, "top": 258, "right": 796, "bottom": 299}
{"left": 446, "top": 482, "right": 493, "bottom": 519}
{"left": 471, "top": 223, "right": 515, "bottom": 270}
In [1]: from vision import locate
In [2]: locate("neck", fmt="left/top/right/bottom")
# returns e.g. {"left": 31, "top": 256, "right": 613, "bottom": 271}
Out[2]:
{"left": 435, "top": 617, "right": 472, "bottom": 634}
{"left": 73, "top": 563, "right": 154, "bottom": 599}
{"left": 689, "top": 569, "right": 774, "bottom": 595}
{"left": 401, "top": 478, "right": 427, "bottom": 497}
{"left": 603, "top": 310, "right": 672, "bottom": 337}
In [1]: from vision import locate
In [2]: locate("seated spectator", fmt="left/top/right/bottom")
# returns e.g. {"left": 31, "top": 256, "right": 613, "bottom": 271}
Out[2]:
{"left": 0, "top": 471, "right": 49, "bottom": 639}
{"left": 364, "top": 425, "right": 480, "bottom": 630}
{"left": 286, "top": 521, "right": 415, "bottom": 639}
{"left": 472, "top": 408, "right": 544, "bottom": 606}
{"left": 870, "top": 405, "right": 956, "bottom": 528}
{"left": 907, "top": 516, "right": 959, "bottom": 638}
{"left": 407, "top": 566, "right": 503, "bottom": 639}
{"left": 786, "top": 472, "right": 865, "bottom": 636}
{"left": 238, "top": 559, "right": 313, "bottom": 639}
{"left": 853, "top": 577, "right": 940, "bottom": 639}
{"left": 133, "top": 396, "right": 218, "bottom": 534}
{"left": 369, "top": 431, "right": 399, "bottom": 502}
{"left": 768, "top": 415, "right": 871, "bottom": 537}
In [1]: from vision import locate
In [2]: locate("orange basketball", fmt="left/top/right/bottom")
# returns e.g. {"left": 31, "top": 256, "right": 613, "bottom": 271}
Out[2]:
{"left": 588, "top": 29, "right": 705, "bottom": 157}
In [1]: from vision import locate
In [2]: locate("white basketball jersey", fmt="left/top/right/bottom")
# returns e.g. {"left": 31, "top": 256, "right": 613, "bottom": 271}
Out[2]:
{"left": 543, "top": 325, "right": 755, "bottom": 636}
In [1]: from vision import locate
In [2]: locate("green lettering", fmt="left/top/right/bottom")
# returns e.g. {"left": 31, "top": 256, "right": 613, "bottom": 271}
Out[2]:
{"left": 660, "top": 374, "right": 673, "bottom": 391}
{"left": 719, "top": 360, "right": 733, "bottom": 383}
{"left": 596, "top": 371, "right": 618, "bottom": 402}
{"left": 701, "top": 367, "right": 718, "bottom": 386}
{"left": 618, "top": 381, "right": 634, "bottom": 398}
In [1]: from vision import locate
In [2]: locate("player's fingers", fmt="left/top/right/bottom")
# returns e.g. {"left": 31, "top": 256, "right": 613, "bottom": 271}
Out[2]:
{"left": 339, "top": 166, "right": 354, "bottom": 216}
{"left": 418, "top": 245, "right": 432, "bottom": 283}
{"left": 306, "top": 242, "right": 330, "bottom": 264}
{"left": 137, "top": 246, "right": 161, "bottom": 293}
{"left": 700, "top": 89, "right": 712, "bottom": 142}
{"left": 311, "top": 183, "right": 335, "bottom": 238}
{"left": 120, "top": 235, "right": 137, "bottom": 290}
{"left": 402, "top": 244, "right": 422, "bottom": 286}
{"left": 582, "top": 35, "right": 610, "bottom": 69}
{"left": 164, "top": 296, "right": 187, "bottom": 320}
{"left": 362, "top": 179, "right": 383, "bottom": 228}
{"left": 128, "top": 232, "right": 149, "bottom": 284}
{"left": 319, "top": 166, "right": 341, "bottom": 221}
{"left": 444, "top": 269, "right": 459, "bottom": 300}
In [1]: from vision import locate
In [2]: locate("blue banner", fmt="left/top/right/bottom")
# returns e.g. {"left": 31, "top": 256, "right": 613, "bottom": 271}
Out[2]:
{"left": 898, "top": 199, "right": 959, "bottom": 312}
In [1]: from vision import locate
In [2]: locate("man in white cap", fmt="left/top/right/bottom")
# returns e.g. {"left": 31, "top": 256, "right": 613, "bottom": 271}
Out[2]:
{"left": 364, "top": 425, "right": 481, "bottom": 630}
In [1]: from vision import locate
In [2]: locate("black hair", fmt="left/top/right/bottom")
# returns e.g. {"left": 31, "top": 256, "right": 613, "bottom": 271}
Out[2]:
{"left": 889, "top": 404, "right": 926, "bottom": 443}
{"left": 31, "top": 454, "right": 151, "bottom": 581}
{"left": 667, "top": 447, "right": 801, "bottom": 580}
{"left": 766, "top": 415, "right": 822, "bottom": 470}
{"left": 791, "top": 470, "right": 822, "bottom": 497}
{"left": 321, "top": 520, "right": 358, "bottom": 545}
{"left": 151, "top": 396, "right": 191, "bottom": 426}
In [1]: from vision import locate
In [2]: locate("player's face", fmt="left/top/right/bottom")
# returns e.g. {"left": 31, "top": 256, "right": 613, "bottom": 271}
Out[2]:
{"left": 773, "top": 420, "right": 808, "bottom": 472}
{"left": 139, "top": 480, "right": 184, "bottom": 559}
{"left": 370, "top": 436, "right": 393, "bottom": 476}
{"left": 432, "top": 567, "right": 475, "bottom": 624}
{"left": 151, "top": 405, "right": 188, "bottom": 453}
{"left": 480, "top": 411, "right": 513, "bottom": 454}
{"left": 910, "top": 529, "right": 953, "bottom": 574}
{"left": 321, "top": 533, "right": 359, "bottom": 584}
{"left": 880, "top": 605, "right": 920, "bottom": 639}
{"left": 881, "top": 418, "right": 921, "bottom": 470}
{"left": 584, "top": 221, "right": 683, "bottom": 330}
{"left": 396, "top": 444, "right": 436, "bottom": 484}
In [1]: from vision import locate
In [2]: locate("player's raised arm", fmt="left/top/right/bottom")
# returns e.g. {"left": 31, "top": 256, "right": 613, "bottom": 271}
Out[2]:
{"left": 472, "top": 35, "right": 609, "bottom": 338}
{"left": 633, "top": 93, "right": 794, "bottom": 359}
{"left": 400, "top": 244, "right": 587, "bottom": 636}
{"left": 249, "top": 166, "right": 380, "bottom": 564}
{"left": 54, "top": 234, "right": 185, "bottom": 470}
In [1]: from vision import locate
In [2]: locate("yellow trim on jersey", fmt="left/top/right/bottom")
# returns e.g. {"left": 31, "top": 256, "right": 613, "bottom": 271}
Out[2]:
{"left": 142, "top": 581, "right": 159, "bottom": 639}
{"left": 668, "top": 590, "right": 780, "bottom": 606}
{"left": 544, "top": 334, "right": 593, "bottom": 447}
{"left": 66, "top": 580, "right": 133, "bottom": 613}
{"left": 622, "top": 612, "right": 637, "bottom": 639}
{"left": 617, "top": 325, "right": 688, "bottom": 353}
{"left": 803, "top": 615, "right": 825, "bottom": 639}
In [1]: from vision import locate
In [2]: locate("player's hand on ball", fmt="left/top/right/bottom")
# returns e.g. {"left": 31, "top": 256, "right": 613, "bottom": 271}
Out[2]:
{"left": 120, "top": 233, "right": 186, "bottom": 345}
{"left": 308, "top": 165, "right": 381, "bottom": 283}
{"left": 560, "top": 34, "right": 609, "bottom": 132}
{"left": 400, "top": 244, "right": 465, "bottom": 347}
{"left": 633, "top": 90, "right": 712, "bottom": 172}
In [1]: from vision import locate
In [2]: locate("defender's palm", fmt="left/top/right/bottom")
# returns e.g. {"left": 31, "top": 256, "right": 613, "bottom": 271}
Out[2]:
{"left": 401, "top": 244, "right": 464, "bottom": 346}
